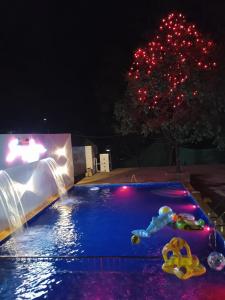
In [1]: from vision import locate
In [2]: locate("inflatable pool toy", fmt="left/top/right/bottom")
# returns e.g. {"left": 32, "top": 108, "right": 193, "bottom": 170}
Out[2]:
{"left": 131, "top": 235, "right": 141, "bottom": 244}
{"left": 131, "top": 207, "right": 205, "bottom": 244}
{"left": 169, "top": 213, "right": 205, "bottom": 231}
{"left": 131, "top": 206, "right": 176, "bottom": 243}
{"left": 207, "top": 251, "right": 225, "bottom": 271}
{"left": 176, "top": 213, "right": 195, "bottom": 221}
{"left": 162, "top": 237, "right": 206, "bottom": 280}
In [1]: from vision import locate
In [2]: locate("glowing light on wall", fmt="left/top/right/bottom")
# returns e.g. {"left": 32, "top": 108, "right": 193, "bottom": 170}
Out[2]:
{"left": 54, "top": 146, "right": 67, "bottom": 158}
{"left": 6, "top": 138, "right": 47, "bottom": 164}
{"left": 14, "top": 175, "right": 36, "bottom": 197}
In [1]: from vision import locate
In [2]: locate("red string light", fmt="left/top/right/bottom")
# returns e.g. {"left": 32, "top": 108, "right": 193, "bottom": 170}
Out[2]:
{"left": 128, "top": 12, "right": 216, "bottom": 110}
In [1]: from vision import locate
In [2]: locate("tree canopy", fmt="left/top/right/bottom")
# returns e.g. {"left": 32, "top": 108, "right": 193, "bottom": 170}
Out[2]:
{"left": 115, "top": 13, "right": 225, "bottom": 168}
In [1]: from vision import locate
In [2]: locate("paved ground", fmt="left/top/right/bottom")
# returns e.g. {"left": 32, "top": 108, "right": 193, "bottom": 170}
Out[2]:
{"left": 77, "top": 164, "right": 225, "bottom": 228}
{"left": 77, "top": 166, "right": 190, "bottom": 184}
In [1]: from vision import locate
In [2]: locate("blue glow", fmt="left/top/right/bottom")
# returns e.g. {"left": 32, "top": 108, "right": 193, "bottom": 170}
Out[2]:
{"left": 0, "top": 182, "right": 224, "bottom": 299}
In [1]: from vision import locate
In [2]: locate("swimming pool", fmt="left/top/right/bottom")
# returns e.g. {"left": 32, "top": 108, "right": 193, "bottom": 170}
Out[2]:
{"left": 0, "top": 182, "right": 225, "bottom": 299}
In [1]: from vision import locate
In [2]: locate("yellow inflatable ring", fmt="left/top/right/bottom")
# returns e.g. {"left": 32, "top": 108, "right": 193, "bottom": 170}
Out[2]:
{"left": 162, "top": 237, "right": 206, "bottom": 280}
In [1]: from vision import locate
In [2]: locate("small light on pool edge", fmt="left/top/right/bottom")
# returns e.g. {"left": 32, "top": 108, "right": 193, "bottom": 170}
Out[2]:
{"left": 122, "top": 186, "right": 128, "bottom": 190}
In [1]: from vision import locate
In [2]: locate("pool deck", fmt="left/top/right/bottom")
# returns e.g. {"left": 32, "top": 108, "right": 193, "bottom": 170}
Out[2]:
{"left": 77, "top": 164, "right": 225, "bottom": 236}
{"left": 77, "top": 166, "right": 195, "bottom": 184}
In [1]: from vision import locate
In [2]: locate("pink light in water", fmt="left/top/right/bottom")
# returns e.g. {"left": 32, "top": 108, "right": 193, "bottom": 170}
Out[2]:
{"left": 6, "top": 138, "right": 47, "bottom": 163}
{"left": 204, "top": 225, "right": 211, "bottom": 232}
{"left": 178, "top": 204, "right": 199, "bottom": 211}
{"left": 158, "top": 189, "right": 189, "bottom": 197}
{"left": 116, "top": 185, "right": 134, "bottom": 197}
{"left": 192, "top": 204, "right": 200, "bottom": 209}
{"left": 117, "top": 185, "right": 129, "bottom": 193}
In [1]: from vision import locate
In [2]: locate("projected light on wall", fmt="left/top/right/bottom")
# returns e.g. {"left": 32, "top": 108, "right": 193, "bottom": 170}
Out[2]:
{"left": 6, "top": 138, "right": 47, "bottom": 164}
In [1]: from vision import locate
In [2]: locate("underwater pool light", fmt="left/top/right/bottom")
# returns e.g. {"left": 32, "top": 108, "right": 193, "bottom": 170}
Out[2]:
{"left": 90, "top": 187, "right": 100, "bottom": 191}
{"left": 192, "top": 204, "right": 200, "bottom": 209}
{"left": 204, "top": 226, "right": 211, "bottom": 232}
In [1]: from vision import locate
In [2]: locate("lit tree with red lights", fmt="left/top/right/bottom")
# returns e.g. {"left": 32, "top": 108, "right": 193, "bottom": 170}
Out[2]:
{"left": 115, "top": 12, "right": 223, "bottom": 172}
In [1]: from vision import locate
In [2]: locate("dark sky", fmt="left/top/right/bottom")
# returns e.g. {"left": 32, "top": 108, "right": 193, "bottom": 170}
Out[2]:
{"left": 0, "top": 0, "right": 225, "bottom": 135}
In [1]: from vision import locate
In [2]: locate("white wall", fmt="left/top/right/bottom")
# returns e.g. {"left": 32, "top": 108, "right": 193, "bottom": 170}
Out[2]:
{"left": 85, "top": 145, "right": 98, "bottom": 174}
{"left": 100, "top": 153, "right": 110, "bottom": 172}
{"left": 0, "top": 134, "right": 74, "bottom": 238}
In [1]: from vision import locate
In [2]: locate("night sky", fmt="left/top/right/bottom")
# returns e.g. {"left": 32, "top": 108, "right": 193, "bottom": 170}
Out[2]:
{"left": 0, "top": 0, "right": 225, "bottom": 136}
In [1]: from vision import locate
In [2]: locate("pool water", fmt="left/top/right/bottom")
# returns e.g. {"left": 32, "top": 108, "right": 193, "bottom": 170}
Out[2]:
{"left": 0, "top": 183, "right": 225, "bottom": 299}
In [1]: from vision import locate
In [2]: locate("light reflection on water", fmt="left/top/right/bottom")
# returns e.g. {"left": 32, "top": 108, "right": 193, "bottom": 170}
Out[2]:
{"left": 0, "top": 197, "right": 82, "bottom": 299}
{"left": 52, "top": 201, "right": 80, "bottom": 255}
{"left": 1, "top": 197, "right": 82, "bottom": 257}
{"left": 14, "top": 260, "right": 57, "bottom": 300}
{"left": 1, "top": 226, "right": 56, "bottom": 256}
{"left": 98, "top": 188, "right": 112, "bottom": 201}
{"left": 151, "top": 188, "right": 189, "bottom": 198}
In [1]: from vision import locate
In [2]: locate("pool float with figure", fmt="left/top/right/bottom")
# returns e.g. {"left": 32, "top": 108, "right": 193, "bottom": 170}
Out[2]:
{"left": 131, "top": 206, "right": 205, "bottom": 244}
{"left": 131, "top": 206, "right": 176, "bottom": 244}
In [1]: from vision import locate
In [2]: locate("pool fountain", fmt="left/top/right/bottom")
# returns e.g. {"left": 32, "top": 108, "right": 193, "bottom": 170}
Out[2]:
{"left": 0, "top": 157, "right": 69, "bottom": 245}
{"left": 42, "top": 157, "right": 67, "bottom": 199}
{"left": 0, "top": 170, "right": 26, "bottom": 234}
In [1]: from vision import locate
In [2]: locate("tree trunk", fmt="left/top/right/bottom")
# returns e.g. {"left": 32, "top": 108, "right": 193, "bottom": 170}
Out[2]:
{"left": 175, "top": 141, "right": 182, "bottom": 173}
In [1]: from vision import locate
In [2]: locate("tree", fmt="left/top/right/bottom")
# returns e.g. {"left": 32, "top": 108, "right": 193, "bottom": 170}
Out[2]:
{"left": 115, "top": 12, "right": 224, "bottom": 172}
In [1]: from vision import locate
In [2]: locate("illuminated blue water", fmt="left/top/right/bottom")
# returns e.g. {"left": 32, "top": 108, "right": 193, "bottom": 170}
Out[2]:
{"left": 0, "top": 183, "right": 225, "bottom": 299}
